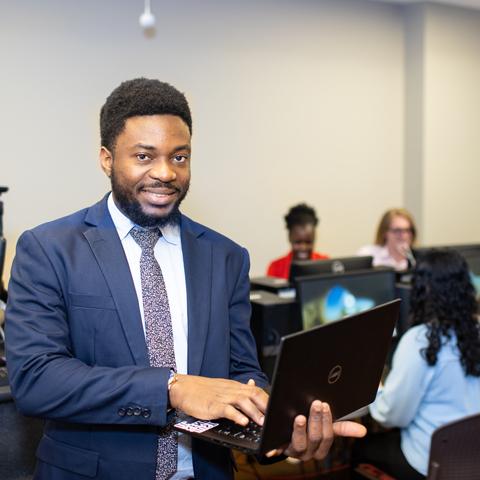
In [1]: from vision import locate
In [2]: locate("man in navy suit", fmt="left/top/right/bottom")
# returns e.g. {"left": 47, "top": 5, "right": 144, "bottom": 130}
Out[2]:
{"left": 5, "top": 78, "right": 365, "bottom": 479}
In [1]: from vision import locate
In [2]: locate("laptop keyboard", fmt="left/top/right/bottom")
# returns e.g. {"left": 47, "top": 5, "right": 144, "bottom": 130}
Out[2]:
{"left": 216, "top": 419, "right": 263, "bottom": 443}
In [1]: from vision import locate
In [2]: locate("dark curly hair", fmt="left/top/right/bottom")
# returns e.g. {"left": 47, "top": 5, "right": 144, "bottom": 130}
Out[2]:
{"left": 284, "top": 203, "right": 319, "bottom": 231}
{"left": 100, "top": 78, "right": 192, "bottom": 152}
{"left": 410, "top": 249, "right": 480, "bottom": 376}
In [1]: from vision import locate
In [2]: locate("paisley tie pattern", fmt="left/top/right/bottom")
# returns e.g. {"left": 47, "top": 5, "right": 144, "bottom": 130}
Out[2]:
{"left": 130, "top": 226, "right": 177, "bottom": 480}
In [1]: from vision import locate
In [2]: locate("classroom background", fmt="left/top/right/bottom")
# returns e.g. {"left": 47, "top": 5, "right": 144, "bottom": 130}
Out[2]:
{"left": 1, "top": 0, "right": 479, "bottom": 282}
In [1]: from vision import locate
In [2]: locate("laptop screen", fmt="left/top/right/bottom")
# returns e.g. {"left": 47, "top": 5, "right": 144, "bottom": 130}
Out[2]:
{"left": 295, "top": 268, "right": 396, "bottom": 329}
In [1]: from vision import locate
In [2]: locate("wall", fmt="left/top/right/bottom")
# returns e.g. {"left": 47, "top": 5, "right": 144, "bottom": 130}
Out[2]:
{"left": 1, "top": 0, "right": 478, "bottom": 283}
{"left": 404, "top": 3, "right": 426, "bottom": 240}
{"left": 422, "top": 3, "right": 480, "bottom": 245}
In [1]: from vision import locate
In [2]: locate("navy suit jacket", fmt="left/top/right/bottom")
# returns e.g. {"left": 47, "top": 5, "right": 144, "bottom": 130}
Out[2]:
{"left": 5, "top": 196, "right": 268, "bottom": 479}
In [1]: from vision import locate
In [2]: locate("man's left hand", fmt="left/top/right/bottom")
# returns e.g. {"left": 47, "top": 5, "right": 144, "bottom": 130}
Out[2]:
{"left": 266, "top": 400, "right": 367, "bottom": 461}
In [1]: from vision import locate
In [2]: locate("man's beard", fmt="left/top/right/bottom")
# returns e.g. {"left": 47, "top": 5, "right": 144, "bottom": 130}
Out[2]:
{"left": 110, "top": 168, "right": 189, "bottom": 228}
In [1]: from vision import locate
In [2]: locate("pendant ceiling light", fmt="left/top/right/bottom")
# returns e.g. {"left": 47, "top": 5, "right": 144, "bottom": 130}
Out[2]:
{"left": 139, "top": 0, "right": 156, "bottom": 29}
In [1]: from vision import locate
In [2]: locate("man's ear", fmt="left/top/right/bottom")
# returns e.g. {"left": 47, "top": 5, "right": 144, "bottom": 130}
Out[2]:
{"left": 100, "top": 146, "right": 113, "bottom": 177}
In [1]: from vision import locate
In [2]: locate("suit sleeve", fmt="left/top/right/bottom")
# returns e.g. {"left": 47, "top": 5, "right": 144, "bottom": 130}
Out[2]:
{"left": 228, "top": 248, "right": 269, "bottom": 388}
{"left": 5, "top": 230, "right": 171, "bottom": 426}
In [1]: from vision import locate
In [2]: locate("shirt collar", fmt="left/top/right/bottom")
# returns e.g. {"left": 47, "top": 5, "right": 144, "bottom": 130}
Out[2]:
{"left": 377, "top": 245, "right": 392, "bottom": 260}
{"left": 107, "top": 193, "right": 181, "bottom": 245}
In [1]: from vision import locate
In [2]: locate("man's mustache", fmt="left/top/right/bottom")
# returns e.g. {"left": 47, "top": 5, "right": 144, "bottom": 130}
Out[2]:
{"left": 140, "top": 181, "right": 181, "bottom": 192}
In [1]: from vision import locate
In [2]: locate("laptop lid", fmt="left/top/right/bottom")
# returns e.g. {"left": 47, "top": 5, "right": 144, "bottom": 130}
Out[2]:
{"left": 260, "top": 299, "right": 399, "bottom": 453}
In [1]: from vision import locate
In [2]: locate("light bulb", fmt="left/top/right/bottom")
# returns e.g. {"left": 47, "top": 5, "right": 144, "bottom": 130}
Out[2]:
{"left": 139, "top": 10, "right": 156, "bottom": 29}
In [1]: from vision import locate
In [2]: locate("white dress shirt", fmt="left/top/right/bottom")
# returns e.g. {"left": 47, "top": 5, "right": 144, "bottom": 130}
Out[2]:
{"left": 357, "top": 244, "right": 408, "bottom": 271}
{"left": 107, "top": 193, "right": 193, "bottom": 479}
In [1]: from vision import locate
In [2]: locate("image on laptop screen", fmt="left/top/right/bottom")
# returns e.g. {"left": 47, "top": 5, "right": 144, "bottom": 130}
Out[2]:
{"left": 296, "top": 269, "right": 396, "bottom": 329}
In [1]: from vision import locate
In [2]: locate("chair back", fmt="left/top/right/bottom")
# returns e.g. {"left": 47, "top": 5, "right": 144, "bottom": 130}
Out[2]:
{"left": 427, "top": 412, "right": 480, "bottom": 480}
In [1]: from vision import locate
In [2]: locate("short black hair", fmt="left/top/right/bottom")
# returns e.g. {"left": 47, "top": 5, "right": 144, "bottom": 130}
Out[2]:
{"left": 284, "top": 203, "right": 319, "bottom": 231}
{"left": 100, "top": 78, "right": 192, "bottom": 152}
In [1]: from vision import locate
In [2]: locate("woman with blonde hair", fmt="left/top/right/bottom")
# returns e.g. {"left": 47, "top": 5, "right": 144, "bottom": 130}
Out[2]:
{"left": 357, "top": 208, "right": 417, "bottom": 271}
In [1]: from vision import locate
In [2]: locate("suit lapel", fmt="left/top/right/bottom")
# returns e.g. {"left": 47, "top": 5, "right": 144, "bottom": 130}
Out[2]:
{"left": 181, "top": 216, "right": 212, "bottom": 376}
{"left": 83, "top": 197, "right": 149, "bottom": 366}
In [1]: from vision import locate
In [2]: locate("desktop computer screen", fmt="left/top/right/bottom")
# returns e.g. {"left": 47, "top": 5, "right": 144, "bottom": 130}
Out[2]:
{"left": 463, "top": 251, "right": 480, "bottom": 297}
{"left": 289, "top": 255, "right": 373, "bottom": 283}
{"left": 0, "top": 235, "right": 7, "bottom": 288}
{"left": 0, "top": 238, "right": 5, "bottom": 284}
{"left": 447, "top": 243, "right": 480, "bottom": 257}
{"left": 414, "top": 245, "right": 480, "bottom": 298}
{"left": 296, "top": 269, "right": 396, "bottom": 330}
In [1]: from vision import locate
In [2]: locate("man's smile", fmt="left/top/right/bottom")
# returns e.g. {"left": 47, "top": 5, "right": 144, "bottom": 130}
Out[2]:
{"left": 140, "top": 187, "right": 179, "bottom": 206}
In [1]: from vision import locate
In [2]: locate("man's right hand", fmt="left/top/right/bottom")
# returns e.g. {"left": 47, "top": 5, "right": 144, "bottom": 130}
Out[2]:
{"left": 169, "top": 374, "right": 268, "bottom": 426}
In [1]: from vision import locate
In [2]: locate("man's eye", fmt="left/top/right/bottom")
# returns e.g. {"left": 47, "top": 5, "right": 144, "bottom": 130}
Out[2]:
{"left": 173, "top": 155, "right": 188, "bottom": 163}
{"left": 136, "top": 154, "right": 150, "bottom": 161}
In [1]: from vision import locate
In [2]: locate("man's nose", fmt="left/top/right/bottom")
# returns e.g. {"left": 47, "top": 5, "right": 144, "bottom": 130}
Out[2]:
{"left": 148, "top": 158, "right": 176, "bottom": 182}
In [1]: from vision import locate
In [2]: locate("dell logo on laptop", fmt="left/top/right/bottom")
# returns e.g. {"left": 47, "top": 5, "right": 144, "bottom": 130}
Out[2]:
{"left": 331, "top": 260, "right": 346, "bottom": 274}
{"left": 328, "top": 365, "right": 342, "bottom": 384}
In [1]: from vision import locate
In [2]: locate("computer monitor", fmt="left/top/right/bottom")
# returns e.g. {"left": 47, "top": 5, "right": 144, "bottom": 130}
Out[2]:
{"left": 295, "top": 268, "right": 396, "bottom": 330}
{"left": 463, "top": 251, "right": 480, "bottom": 298}
{"left": 289, "top": 255, "right": 373, "bottom": 283}
{"left": 0, "top": 238, "right": 5, "bottom": 284}
{"left": 413, "top": 245, "right": 480, "bottom": 297}
{"left": 394, "top": 282, "right": 412, "bottom": 338}
{"left": 448, "top": 243, "right": 480, "bottom": 256}
{"left": 413, "top": 243, "right": 480, "bottom": 261}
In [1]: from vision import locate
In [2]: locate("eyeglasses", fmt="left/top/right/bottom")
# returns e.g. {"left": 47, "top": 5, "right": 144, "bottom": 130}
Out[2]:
{"left": 388, "top": 228, "right": 413, "bottom": 235}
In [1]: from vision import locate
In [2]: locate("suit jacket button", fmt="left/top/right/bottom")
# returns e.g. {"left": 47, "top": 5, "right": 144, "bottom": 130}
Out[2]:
{"left": 118, "top": 408, "right": 126, "bottom": 417}
{"left": 126, "top": 407, "right": 134, "bottom": 416}
{"left": 142, "top": 408, "right": 151, "bottom": 418}
{"left": 133, "top": 407, "right": 142, "bottom": 416}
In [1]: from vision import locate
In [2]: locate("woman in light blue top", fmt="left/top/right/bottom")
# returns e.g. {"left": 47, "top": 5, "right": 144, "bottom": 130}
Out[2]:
{"left": 352, "top": 249, "right": 480, "bottom": 478}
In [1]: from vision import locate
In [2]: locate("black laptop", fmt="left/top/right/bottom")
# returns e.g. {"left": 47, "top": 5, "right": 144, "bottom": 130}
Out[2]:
{"left": 174, "top": 299, "right": 400, "bottom": 455}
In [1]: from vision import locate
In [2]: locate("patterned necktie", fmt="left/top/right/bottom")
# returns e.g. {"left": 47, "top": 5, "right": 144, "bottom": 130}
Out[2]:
{"left": 130, "top": 226, "right": 177, "bottom": 480}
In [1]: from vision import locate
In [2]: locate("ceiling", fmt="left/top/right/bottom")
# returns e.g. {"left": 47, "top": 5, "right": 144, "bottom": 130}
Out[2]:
{"left": 373, "top": 0, "right": 480, "bottom": 10}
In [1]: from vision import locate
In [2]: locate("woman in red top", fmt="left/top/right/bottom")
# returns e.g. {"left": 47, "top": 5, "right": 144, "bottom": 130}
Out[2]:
{"left": 267, "top": 203, "right": 328, "bottom": 279}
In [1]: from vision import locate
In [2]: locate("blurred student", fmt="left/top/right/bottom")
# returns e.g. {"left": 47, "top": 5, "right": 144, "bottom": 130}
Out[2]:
{"left": 357, "top": 208, "right": 417, "bottom": 271}
{"left": 352, "top": 249, "right": 480, "bottom": 478}
{"left": 267, "top": 203, "right": 328, "bottom": 279}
